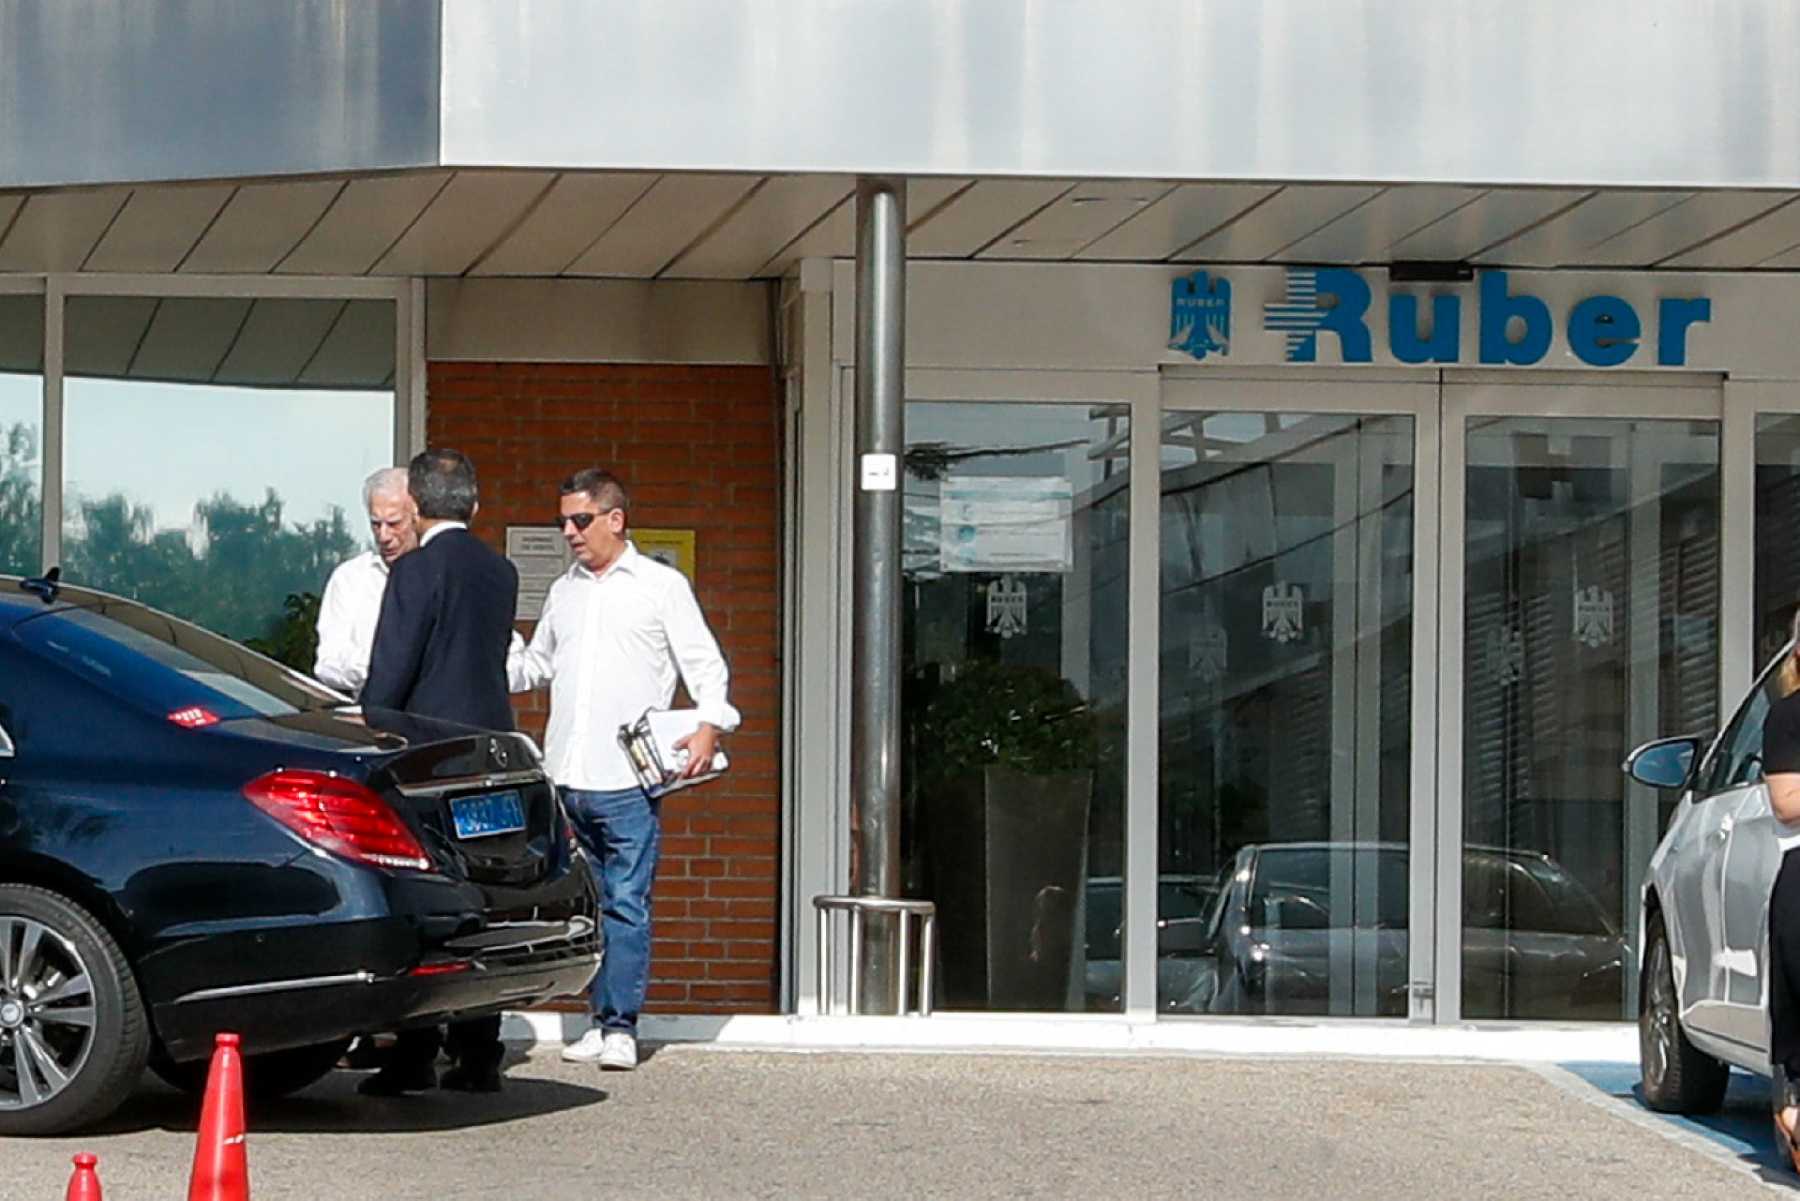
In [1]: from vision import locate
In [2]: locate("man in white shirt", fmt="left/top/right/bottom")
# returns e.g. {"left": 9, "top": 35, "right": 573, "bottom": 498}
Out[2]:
{"left": 313, "top": 468, "right": 417, "bottom": 694}
{"left": 511, "top": 467, "right": 739, "bottom": 1072}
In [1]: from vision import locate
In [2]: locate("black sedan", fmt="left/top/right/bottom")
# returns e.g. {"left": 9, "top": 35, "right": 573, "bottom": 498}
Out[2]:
{"left": 0, "top": 573, "right": 601, "bottom": 1135}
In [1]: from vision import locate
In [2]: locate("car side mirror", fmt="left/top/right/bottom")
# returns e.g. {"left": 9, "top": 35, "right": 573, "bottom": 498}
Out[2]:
{"left": 1623, "top": 736, "right": 1699, "bottom": 791}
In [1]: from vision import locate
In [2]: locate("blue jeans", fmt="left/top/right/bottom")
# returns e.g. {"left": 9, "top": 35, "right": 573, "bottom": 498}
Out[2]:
{"left": 562, "top": 786, "right": 660, "bottom": 1036}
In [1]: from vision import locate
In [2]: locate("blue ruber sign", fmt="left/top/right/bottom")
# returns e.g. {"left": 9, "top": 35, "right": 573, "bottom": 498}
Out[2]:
{"left": 1169, "top": 267, "right": 1711, "bottom": 368}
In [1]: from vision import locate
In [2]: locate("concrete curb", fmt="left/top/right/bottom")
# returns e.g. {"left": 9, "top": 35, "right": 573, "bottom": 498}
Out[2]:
{"left": 500, "top": 1010, "right": 1640, "bottom": 1064}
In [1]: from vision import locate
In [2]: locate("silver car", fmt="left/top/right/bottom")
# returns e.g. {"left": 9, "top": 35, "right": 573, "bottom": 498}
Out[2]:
{"left": 1626, "top": 646, "right": 1794, "bottom": 1112}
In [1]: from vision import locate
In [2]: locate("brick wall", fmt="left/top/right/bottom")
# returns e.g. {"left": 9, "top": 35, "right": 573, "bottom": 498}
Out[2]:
{"left": 427, "top": 362, "right": 782, "bottom": 1014}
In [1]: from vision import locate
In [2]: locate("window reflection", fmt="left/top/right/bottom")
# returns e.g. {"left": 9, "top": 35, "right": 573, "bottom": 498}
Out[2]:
{"left": 61, "top": 297, "right": 394, "bottom": 644}
{"left": 1156, "top": 411, "right": 1415, "bottom": 1018}
{"left": 901, "top": 401, "right": 1128, "bottom": 1013}
{"left": 0, "top": 294, "right": 44, "bottom": 576}
{"left": 1461, "top": 416, "right": 1717, "bottom": 1020}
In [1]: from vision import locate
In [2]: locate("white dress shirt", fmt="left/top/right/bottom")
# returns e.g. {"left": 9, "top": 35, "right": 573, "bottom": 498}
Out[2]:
{"left": 313, "top": 550, "right": 388, "bottom": 694}
{"left": 314, "top": 523, "right": 525, "bottom": 696}
{"left": 511, "top": 542, "right": 740, "bottom": 791}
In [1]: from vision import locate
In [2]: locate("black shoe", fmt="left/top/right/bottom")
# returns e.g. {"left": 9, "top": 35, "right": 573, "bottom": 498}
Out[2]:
{"left": 440, "top": 1062, "right": 503, "bottom": 1094}
{"left": 357, "top": 1063, "right": 437, "bottom": 1096}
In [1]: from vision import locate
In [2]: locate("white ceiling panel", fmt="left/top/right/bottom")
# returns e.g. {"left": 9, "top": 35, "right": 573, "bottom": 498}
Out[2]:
{"left": 977, "top": 179, "right": 1175, "bottom": 260}
{"left": 275, "top": 173, "right": 451, "bottom": 275}
{"left": 1174, "top": 186, "right": 1379, "bottom": 262}
{"left": 470, "top": 172, "right": 658, "bottom": 276}
{"left": 129, "top": 297, "right": 252, "bottom": 381}
{"left": 1474, "top": 190, "right": 1693, "bottom": 265}
{"left": 83, "top": 185, "right": 235, "bottom": 273}
{"left": 1276, "top": 186, "right": 1484, "bottom": 262}
{"left": 1660, "top": 197, "right": 1800, "bottom": 268}
{"left": 0, "top": 190, "right": 130, "bottom": 273}
{"left": 756, "top": 178, "right": 972, "bottom": 275}
{"left": 372, "top": 170, "right": 556, "bottom": 276}
{"left": 1581, "top": 192, "right": 1797, "bottom": 267}
{"left": 1385, "top": 189, "right": 1589, "bottom": 261}
{"left": 214, "top": 298, "right": 342, "bottom": 383}
{"left": 300, "top": 298, "right": 396, "bottom": 387}
{"left": 668, "top": 174, "right": 853, "bottom": 278}
{"left": 1078, "top": 183, "right": 1277, "bottom": 261}
{"left": 909, "top": 180, "right": 1074, "bottom": 257}
{"left": 564, "top": 174, "right": 760, "bottom": 278}
{"left": 179, "top": 180, "right": 345, "bottom": 274}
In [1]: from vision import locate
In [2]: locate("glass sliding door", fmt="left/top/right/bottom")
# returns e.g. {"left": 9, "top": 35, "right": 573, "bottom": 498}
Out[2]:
{"left": 899, "top": 399, "right": 1129, "bottom": 1012}
{"left": 1157, "top": 378, "right": 1432, "bottom": 1018}
{"left": 1448, "top": 381, "right": 1721, "bottom": 1021}
{"left": 1755, "top": 412, "right": 1800, "bottom": 665}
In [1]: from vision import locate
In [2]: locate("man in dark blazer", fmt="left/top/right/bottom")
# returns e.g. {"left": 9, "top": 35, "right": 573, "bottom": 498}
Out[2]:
{"left": 359, "top": 447, "right": 520, "bottom": 1096}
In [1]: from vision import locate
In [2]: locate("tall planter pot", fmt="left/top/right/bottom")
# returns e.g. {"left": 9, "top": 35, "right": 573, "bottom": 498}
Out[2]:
{"left": 926, "top": 764, "right": 1092, "bottom": 1011}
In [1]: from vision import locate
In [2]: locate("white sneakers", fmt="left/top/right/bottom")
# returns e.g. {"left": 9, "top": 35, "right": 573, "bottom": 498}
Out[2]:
{"left": 561, "top": 1028, "right": 638, "bottom": 1071}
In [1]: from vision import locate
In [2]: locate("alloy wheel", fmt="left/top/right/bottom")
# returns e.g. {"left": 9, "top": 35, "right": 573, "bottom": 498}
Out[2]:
{"left": 1642, "top": 937, "right": 1675, "bottom": 1091}
{"left": 0, "top": 915, "right": 98, "bottom": 1111}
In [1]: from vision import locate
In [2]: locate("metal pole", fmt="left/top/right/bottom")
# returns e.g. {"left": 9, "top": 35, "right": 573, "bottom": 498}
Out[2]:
{"left": 852, "top": 176, "right": 907, "bottom": 1013}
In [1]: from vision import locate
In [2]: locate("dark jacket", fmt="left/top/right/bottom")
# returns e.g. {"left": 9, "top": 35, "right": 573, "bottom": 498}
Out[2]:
{"left": 362, "top": 526, "right": 519, "bottom": 731}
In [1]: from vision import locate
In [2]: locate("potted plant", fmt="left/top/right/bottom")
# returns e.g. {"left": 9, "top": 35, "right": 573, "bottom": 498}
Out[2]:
{"left": 913, "top": 659, "right": 1098, "bottom": 1010}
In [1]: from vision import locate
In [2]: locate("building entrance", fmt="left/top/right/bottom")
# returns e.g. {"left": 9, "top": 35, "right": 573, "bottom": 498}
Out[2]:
{"left": 1156, "top": 371, "right": 1724, "bottom": 1023}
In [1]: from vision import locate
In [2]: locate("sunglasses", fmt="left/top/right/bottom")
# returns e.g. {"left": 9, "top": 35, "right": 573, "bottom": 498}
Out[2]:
{"left": 553, "top": 510, "right": 615, "bottom": 532}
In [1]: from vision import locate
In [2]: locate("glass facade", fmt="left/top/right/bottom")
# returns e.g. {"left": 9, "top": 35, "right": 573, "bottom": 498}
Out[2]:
{"left": 900, "top": 400, "right": 1129, "bottom": 1012}
{"left": 884, "top": 379, "right": 1747, "bottom": 1023}
{"left": 60, "top": 296, "right": 395, "bottom": 644}
{"left": 0, "top": 293, "right": 43, "bottom": 576}
{"left": 1158, "top": 411, "right": 1414, "bottom": 1016}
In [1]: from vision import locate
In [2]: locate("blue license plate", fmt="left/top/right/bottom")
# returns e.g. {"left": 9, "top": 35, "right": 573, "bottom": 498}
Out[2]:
{"left": 449, "top": 791, "right": 527, "bottom": 840}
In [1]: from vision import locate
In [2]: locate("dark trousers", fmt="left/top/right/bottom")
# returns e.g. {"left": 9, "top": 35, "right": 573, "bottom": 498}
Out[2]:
{"left": 390, "top": 1016, "right": 504, "bottom": 1073}
{"left": 1771, "top": 849, "right": 1800, "bottom": 1077}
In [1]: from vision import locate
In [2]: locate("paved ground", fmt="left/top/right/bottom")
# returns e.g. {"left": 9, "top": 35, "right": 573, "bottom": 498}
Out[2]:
{"left": 5, "top": 1047, "right": 1793, "bottom": 1199}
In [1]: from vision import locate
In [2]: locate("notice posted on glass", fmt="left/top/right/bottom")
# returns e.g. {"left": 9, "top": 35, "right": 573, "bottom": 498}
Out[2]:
{"left": 938, "top": 476, "right": 1074, "bottom": 573}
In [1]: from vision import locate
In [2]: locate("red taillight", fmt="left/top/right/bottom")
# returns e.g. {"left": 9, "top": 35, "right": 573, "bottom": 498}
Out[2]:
{"left": 408, "top": 962, "right": 471, "bottom": 977}
{"left": 243, "top": 769, "right": 431, "bottom": 872}
{"left": 168, "top": 706, "right": 221, "bottom": 729}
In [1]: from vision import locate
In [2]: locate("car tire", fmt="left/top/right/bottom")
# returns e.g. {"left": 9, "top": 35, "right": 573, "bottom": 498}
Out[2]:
{"left": 1639, "top": 911, "right": 1729, "bottom": 1114}
{"left": 150, "top": 1037, "right": 353, "bottom": 1102}
{"left": 0, "top": 884, "right": 150, "bottom": 1136}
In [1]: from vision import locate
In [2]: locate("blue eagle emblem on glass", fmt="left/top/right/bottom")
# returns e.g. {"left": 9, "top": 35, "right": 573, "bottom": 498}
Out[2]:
{"left": 1169, "top": 271, "right": 1231, "bottom": 361}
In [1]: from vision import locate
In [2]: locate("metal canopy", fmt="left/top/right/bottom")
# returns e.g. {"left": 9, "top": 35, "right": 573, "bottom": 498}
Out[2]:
{"left": 3, "top": 173, "right": 1799, "bottom": 283}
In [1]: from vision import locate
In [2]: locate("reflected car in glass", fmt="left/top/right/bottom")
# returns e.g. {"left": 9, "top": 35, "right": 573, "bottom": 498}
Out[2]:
{"left": 1121, "top": 842, "right": 1622, "bottom": 1019}
{"left": 1625, "top": 644, "right": 1796, "bottom": 1113}
{"left": 0, "top": 576, "right": 600, "bottom": 1135}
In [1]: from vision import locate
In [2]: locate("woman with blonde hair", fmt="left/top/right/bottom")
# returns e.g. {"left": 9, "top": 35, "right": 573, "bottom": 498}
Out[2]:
{"left": 1764, "top": 605, "right": 1800, "bottom": 1168}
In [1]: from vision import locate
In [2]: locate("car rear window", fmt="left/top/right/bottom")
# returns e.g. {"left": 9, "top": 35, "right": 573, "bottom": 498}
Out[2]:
{"left": 13, "top": 602, "right": 344, "bottom": 720}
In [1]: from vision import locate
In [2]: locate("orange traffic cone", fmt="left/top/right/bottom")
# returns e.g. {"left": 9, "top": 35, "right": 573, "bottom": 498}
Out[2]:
{"left": 187, "top": 1032, "right": 249, "bottom": 1201}
{"left": 64, "top": 1153, "right": 102, "bottom": 1200}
